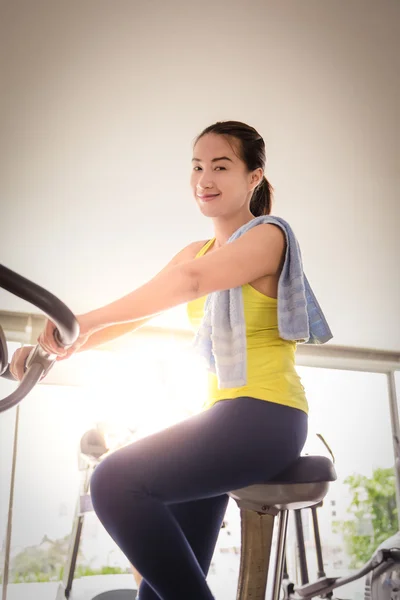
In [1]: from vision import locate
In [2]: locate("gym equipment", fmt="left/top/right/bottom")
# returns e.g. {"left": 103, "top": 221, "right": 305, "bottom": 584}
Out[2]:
{"left": 229, "top": 456, "right": 400, "bottom": 599}
{"left": 55, "top": 427, "right": 138, "bottom": 599}
{"left": 0, "top": 265, "right": 136, "bottom": 599}
{"left": 1, "top": 263, "right": 400, "bottom": 599}
{"left": 281, "top": 501, "right": 400, "bottom": 600}
{"left": 0, "top": 265, "right": 80, "bottom": 413}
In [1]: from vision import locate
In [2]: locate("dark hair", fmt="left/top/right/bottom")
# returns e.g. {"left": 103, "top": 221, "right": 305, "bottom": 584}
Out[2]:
{"left": 194, "top": 120, "right": 273, "bottom": 216}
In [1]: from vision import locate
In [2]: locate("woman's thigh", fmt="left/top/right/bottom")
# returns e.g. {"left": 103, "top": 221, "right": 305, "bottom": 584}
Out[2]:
{"left": 90, "top": 398, "right": 308, "bottom": 504}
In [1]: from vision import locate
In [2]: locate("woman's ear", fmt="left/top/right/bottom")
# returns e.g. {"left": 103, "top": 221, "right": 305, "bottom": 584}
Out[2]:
{"left": 250, "top": 168, "right": 264, "bottom": 191}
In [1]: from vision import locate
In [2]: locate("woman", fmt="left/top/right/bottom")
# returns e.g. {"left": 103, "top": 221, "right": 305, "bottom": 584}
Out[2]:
{"left": 12, "top": 121, "right": 315, "bottom": 599}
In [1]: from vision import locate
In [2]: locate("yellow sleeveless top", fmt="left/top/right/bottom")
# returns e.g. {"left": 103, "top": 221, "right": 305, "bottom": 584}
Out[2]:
{"left": 186, "top": 239, "right": 308, "bottom": 414}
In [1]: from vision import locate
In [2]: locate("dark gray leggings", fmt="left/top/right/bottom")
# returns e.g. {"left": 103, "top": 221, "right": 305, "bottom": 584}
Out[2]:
{"left": 90, "top": 397, "right": 308, "bottom": 600}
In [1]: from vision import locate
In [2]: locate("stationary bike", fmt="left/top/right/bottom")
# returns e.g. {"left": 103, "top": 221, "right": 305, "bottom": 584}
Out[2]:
{"left": 55, "top": 425, "right": 139, "bottom": 600}
{"left": 280, "top": 500, "right": 400, "bottom": 600}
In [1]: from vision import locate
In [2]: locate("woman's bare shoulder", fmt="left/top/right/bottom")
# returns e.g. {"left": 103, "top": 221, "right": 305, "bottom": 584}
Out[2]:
{"left": 165, "top": 240, "right": 209, "bottom": 269}
{"left": 176, "top": 240, "right": 209, "bottom": 261}
{"left": 186, "top": 239, "right": 210, "bottom": 254}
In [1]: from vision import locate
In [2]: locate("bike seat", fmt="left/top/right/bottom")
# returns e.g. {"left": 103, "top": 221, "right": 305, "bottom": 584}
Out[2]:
{"left": 270, "top": 455, "right": 336, "bottom": 484}
{"left": 229, "top": 456, "right": 337, "bottom": 512}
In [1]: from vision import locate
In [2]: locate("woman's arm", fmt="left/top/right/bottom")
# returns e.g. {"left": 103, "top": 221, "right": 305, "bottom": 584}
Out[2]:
{"left": 40, "top": 240, "right": 207, "bottom": 355}
{"left": 40, "top": 225, "right": 285, "bottom": 354}
{"left": 74, "top": 318, "right": 151, "bottom": 352}
{"left": 82, "top": 261, "right": 197, "bottom": 334}
{"left": 82, "top": 224, "right": 285, "bottom": 335}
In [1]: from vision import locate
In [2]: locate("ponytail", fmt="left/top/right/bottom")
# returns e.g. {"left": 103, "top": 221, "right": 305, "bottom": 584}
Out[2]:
{"left": 250, "top": 176, "right": 273, "bottom": 217}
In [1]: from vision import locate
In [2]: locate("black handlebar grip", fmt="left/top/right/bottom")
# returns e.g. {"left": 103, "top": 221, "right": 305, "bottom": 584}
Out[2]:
{"left": 0, "top": 265, "right": 80, "bottom": 347}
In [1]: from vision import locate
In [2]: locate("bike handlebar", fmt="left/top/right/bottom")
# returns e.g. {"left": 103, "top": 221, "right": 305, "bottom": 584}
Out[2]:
{"left": 0, "top": 264, "right": 80, "bottom": 413}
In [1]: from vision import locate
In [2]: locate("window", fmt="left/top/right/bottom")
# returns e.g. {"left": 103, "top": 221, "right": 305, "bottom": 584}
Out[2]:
{"left": 1, "top": 337, "right": 397, "bottom": 599}
{"left": 283, "top": 366, "right": 395, "bottom": 597}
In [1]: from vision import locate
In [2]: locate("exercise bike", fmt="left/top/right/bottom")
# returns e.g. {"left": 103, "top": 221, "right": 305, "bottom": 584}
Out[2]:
{"left": 1, "top": 262, "right": 400, "bottom": 600}
{"left": 55, "top": 425, "right": 139, "bottom": 600}
{"left": 280, "top": 500, "right": 400, "bottom": 600}
{"left": 0, "top": 264, "right": 137, "bottom": 599}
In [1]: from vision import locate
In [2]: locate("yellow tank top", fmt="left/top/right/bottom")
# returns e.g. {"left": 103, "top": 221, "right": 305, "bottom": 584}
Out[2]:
{"left": 186, "top": 239, "right": 308, "bottom": 414}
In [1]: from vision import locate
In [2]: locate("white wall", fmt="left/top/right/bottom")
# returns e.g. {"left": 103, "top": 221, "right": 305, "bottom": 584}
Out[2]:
{"left": 1, "top": 0, "right": 399, "bottom": 350}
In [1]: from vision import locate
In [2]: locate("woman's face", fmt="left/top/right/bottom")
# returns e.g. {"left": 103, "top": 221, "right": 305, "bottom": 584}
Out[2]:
{"left": 191, "top": 133, "right": 261, "bottom": 218}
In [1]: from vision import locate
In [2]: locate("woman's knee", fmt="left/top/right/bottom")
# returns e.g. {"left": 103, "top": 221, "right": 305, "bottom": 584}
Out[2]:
{"left": 90, "top": 456, "right": 112, "bottom": 508}
{"left": 90, "top": 444, "right": 149, "bottom": 509}
{"left": 90, "top": 451, "right": 131, "bottom": 515}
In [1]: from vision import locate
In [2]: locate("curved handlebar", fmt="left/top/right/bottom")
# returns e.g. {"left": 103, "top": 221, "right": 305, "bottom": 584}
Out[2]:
{"left": 0, "top": 324, "right": 9, "bottom": 376}
{"left": 0, "top": 264, "right": 80, "bottom": 413}
{"left": 0, "top": 265, "right": 79, "bottom": 346}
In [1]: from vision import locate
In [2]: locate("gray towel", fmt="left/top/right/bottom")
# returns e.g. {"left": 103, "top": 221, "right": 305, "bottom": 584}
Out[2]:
{"left": 193, "top": 216, "right": 333, "bottom": 388}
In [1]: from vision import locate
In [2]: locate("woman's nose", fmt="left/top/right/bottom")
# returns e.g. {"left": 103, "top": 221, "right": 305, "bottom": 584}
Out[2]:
{"left": 197, "top": 170, "right": 213, "bottom": 189}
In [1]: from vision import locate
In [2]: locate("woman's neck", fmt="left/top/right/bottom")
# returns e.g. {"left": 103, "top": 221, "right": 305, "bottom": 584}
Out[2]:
{"left": 211, "top": 211, "right": 255, "bottom": 248}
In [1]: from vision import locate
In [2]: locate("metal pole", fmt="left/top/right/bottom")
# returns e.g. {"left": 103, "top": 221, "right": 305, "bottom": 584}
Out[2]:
{"left": 282, "top": 555, "right": 289, "bottom": 580}
{"left": 1, "top": 405, "right": 20, "bottom": 600}
{"left": 236, "top": 508, "right": 276, "bottom": 600}
{"left": 294, "top": 510, "right": 309, "bottom": 585}
{"left": 271, "top": 510, "right": 289, "bottom": 600}
{"left": 387, "top": 371, "right": 400, "bottom": 525}
{"left": 310, "top": 505, "right": 326, "bottom": 579}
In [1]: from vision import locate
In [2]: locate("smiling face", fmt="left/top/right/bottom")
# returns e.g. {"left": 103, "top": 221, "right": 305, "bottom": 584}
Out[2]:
{"left": 190, "top": 133, "right": 262, "bottom": 218}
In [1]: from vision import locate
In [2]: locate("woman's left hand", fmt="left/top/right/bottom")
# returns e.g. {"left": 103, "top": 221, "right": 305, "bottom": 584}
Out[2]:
{"left": 37, "top": 315, "right": 92, "bottom": 359}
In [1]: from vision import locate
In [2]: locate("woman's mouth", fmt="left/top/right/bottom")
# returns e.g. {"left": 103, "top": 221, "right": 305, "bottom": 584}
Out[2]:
{"left": 198, "top": 194, "right": 220, "bottom": 202}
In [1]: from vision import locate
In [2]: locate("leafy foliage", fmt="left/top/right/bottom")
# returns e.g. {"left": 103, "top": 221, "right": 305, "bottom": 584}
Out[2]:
{"left": 0, "top": 534, "right": 129, "bottom": 583}
{"left": 333, "top": 467, "right": 397, "bottom": 568}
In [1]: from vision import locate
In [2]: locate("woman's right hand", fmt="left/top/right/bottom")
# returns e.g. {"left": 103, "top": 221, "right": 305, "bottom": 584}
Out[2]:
{"left": 37, "top": 315, "right": 92, "bottom": 358}
{"left": 9, "top": 338, "right": 78, "bottom": 381}
{"left": 9, "top": 346, "right": 35, "bottom": 381}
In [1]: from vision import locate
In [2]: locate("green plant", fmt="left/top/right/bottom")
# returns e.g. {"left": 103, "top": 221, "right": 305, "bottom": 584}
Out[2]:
{"left": 5, "top": 533, "right": 131, "bottom": 583}
{"left": 333, "top": 467, "right": 397, "bottom": 568}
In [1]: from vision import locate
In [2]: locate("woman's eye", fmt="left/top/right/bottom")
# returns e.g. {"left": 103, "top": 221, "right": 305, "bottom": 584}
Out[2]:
{"left": 193, "top": 166, "right": 226, "bottom": 171}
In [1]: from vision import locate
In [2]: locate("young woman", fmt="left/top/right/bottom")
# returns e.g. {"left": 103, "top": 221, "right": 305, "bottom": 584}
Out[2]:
{"left": 12, "top": 121, "right": 311, "bottom": 599}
